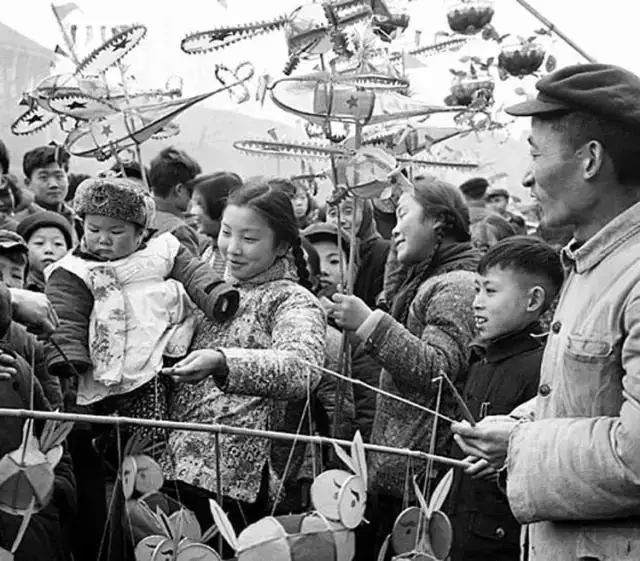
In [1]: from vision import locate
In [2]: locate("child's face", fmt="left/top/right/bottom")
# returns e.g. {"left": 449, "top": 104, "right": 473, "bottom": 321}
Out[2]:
{"left": 27, "top": 227, "right": 68, "bottom": 275}
{"left": 313, "top": 239, "right": 348, "bottom": 289}
{"left": 83, "top": 215, "right": 143, "bottom": 260}
{"left": 0, "top": 255, "right": 25, "bottom": 289}
{"left": 291, "top": 186, "right": 310, "bottom": 219}
{"left": 473, "top": 266, "right": 537, "bottom": 342}
{"left": 26, "top": 162, "right": 69, "bottom": 206}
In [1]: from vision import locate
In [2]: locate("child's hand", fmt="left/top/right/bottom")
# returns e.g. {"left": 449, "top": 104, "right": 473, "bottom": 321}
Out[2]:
{"left": 328, "top": 293, "right": 372, "bottom": 332}
{"left": 161, "top": 350, "right": 227, "bottom": 384}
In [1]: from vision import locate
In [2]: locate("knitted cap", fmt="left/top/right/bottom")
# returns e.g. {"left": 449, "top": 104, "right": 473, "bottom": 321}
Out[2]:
{"left": 74, "top": 177, "right": 155, "bottom": 228}
{"left": 17, "top": 211, "right": 74, "bottom": 249}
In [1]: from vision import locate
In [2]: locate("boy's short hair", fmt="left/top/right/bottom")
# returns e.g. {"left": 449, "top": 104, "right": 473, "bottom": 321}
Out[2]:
{"left": 23, "top": 145, "right": 70, "bottom": 178}
{"left": 478, "top": 236, "right": 564, "bottom": 308}
{"left": 148, "top": 147, "right": 201, "bottom": 198}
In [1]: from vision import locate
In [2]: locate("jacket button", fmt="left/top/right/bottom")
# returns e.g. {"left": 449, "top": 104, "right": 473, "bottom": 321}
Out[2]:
{"left": 539, "top": 384, "right": 551, "bottom": 397}
{"left": 551, "top": 321, "right": 562, "bottom": 333}
{"left": 495, "top": 527, "right": 505, "bottom": 539}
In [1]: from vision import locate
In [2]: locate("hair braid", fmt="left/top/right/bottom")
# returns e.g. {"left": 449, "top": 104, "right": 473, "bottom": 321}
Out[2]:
{"left": 291, "top": 236, "right": 313, "bottom": 291}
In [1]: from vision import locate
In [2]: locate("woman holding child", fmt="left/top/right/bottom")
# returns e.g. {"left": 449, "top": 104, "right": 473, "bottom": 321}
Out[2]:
{"left": 164, "top": 180, "right": 326, "bottom": 529}
{"left": 328, "top": 176, "right": 480, "bottom": 554}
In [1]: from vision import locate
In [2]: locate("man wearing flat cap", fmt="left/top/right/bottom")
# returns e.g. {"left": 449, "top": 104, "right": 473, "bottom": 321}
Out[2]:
{"left": 453, "top": 63, "right": 640, "bottom": 560}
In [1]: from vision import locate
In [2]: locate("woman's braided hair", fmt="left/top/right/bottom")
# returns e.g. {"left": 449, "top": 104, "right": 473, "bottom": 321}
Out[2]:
{"left": 226, "top": 179, "right": 313, "bottom": 291}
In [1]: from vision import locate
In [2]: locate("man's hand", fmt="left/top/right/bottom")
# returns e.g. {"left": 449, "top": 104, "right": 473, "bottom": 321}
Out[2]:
{"left": 10, "top": 289, "right": 58, "bottom": 338}
{"left": 328, "top": 293, "right": 372, "bottom": 332}
{"left": 0, "top": 351, "right": 17, "bottom": 381}
{"left": 452, "top": 415, "right": 519, "bottom": 469}
{"left": 462, "top": 455, "right": 498, "bottom": 482}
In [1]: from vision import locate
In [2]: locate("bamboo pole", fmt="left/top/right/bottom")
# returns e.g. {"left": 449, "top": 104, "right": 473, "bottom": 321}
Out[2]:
{"left": 0, "top": 407, "right": 470, "bottom": 469}
{"left": 512, "top": 0, "right": 597, "bottom": 63}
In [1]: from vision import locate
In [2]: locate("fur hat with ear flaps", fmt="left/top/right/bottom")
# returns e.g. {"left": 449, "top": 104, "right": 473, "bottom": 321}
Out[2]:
{"left": 74, "top": 177, "right": 155, "bottom": 229}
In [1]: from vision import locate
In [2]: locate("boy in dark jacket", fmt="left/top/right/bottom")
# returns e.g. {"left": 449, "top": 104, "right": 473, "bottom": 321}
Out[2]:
{"left": 447, "top": 236, "right": 563, "bottom": 561}
{"left": 0, "top": 230, "right": 62, "bottom": 409}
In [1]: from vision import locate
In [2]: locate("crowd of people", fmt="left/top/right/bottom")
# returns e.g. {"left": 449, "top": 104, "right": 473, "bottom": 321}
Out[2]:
{"left": 0, "top": 61, "right": 639, "bottom": 561}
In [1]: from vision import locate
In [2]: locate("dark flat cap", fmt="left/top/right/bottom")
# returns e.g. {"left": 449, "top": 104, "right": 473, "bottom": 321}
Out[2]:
{"left": 302, "top": 222, "right": 351, "bottom": 254}
{"left": 485, "top": 187, "right": 509, "bottom": 199}
{"left": 459, "top": 177, "right": 489, "bottom": 199}
{"left": 0, "top": 229, "right": 27, "bottom": 253}
{"left": 506, "top": 64, "right": 640, "bottom": 129}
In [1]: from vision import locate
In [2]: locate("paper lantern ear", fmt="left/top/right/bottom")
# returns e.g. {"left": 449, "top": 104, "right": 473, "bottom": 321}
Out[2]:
{"left": 45, "top": 446, "right": 64, "bottom": 468}
{"left": 168, "top": 509, "right": 202, "bottom": 542}
{"left": 39, "top": 420, "right": 73, "bottom": 453}
{"left": 427, "top": 469, "right": 453, "bottom": 517}
{"left": 209, "top": 499, "right": 238, "bottom": 551}
{"left": 350, "top": 431, "right": 367, "bottom": 487}
{"left": 332, "top": 441, "right": 356, "bottom": 474}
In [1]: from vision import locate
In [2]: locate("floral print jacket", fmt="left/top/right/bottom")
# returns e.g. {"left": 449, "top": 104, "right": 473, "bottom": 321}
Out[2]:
{"left": 168, "top": 257, "right": 326, "bottom": 503}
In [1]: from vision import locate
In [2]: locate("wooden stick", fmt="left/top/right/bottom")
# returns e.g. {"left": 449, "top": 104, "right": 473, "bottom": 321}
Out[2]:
{"left": 0, "top": 408, "right": 470, "bottom": 469}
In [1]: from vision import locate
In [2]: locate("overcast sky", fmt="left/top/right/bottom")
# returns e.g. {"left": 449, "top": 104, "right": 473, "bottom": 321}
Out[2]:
{"left": 2, "top": 1, "right": 629, "bottom": 127}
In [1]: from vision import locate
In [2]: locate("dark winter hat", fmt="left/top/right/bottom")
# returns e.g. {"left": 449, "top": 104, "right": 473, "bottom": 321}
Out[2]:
{"left": 302, "top": 222, "right": 351, "bottom": 255}
{"left": 506, "top": 64, "right": 640, "bottom": 130}
{"left": 459, "top": 177, "right": 489, "bottom": 199}
{"left": 0, "top": 229, "right": 28, "bottom": 254}
{"left": 74, "top": 177, "right": 155, "bottom": 228}
{"left": 17, "top": 211, "right": 74, "bottom": 249}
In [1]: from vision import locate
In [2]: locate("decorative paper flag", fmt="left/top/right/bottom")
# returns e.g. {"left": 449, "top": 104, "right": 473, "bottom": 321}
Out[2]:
{"left": 51, "top": 2, "right": 79, "bottom": 21}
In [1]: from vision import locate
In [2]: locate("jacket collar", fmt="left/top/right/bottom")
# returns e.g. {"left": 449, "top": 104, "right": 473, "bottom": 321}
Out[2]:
{"left": 561, "top": 201, "right": 640, "bottom": 274}
{"left": 471, "top": 323, "right": 543, "bottom": 363}
{"left": 153, "top": 197, "right": 184, "bottom": 218}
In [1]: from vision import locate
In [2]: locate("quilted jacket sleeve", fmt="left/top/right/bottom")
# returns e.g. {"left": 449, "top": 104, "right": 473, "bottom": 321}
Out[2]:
{"left": 506, "top": 296, "right": 640, "bottom": 522}
{"left": 221, "top": 286, "right": 325, "bottom": 400}
{"left": 170, "top": 244, "right": 236, "bottom": 322}
{"left": 45, "top": 268, "right": 93, "bottom": 376}
{"left": 362, "top": 271, "right": 476, "bottom": 396}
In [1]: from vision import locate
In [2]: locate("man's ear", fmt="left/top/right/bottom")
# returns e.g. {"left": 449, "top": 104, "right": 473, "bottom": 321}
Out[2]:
{"left": 24, "top": 176, "right": 30, "bottom": 188}
{"left": 581, "top": 140, "right": 606, "bottom": 180}
{"left": 526, "top": 285, "right": 546, "bottom": 314}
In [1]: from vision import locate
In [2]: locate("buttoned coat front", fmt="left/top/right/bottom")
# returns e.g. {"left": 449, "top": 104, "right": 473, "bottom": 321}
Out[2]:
{"left": 507, "top": 201, "right": 640, "bottom": 560}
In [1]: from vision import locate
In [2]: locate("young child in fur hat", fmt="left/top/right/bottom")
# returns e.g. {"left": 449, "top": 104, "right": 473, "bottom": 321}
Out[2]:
{"left": 43, "top": 177, "right": 239, "bottom": 433}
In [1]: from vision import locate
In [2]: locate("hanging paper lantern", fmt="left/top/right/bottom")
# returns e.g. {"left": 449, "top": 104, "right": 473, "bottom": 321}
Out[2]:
{"left": 447, "top": 73, "right": 494, "bottom": 107}
{"left": 498, "top": 39, "right": 546, "bottom": 78}
{"left": 446, "top": 0, "right": 494, "bottom": 35}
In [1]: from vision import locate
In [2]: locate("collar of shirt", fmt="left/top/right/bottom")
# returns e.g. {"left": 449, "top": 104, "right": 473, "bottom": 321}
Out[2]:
{"left": 470, "top": 322, "right": 543, "bottom": 363}
{"left": 153, "top": 197, "right": 184, "bottom": 218}
{"left": 561, "top": 200, "right": 640, "bottom": 274}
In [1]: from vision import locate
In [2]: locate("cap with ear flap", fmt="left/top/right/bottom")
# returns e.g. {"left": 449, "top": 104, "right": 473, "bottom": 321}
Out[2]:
{"left": 506, "top": 63, "right": 640, "bottom": 132}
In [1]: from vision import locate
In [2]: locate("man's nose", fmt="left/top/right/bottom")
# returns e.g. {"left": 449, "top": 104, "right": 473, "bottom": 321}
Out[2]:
{"left": 522, "top": 170, "right": 535, "bottom": 189}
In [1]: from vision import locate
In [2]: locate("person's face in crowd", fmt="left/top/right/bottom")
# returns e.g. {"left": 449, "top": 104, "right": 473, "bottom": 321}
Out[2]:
{"left": 190, "top": 191, "right": 222, "bottom": 239}
{"left": 26, "top": 162, "right": 69, "bottom": 207}
{"left": 473, "top": 266, "right": 543, "bottom": 342}
{"left": 291, "top": 185, "right": 310, "bottom": 219}
{"left": 218, "top": 204, "right": 287, "bottom": 281}
{"left": 392, "top": 193, "right": 441, "bottom": 265}
{"left": 326, "top": 198, "right": 364, "bottom": 235}
{"left": 27, "top": 227, "right": 68, "bottom": 274}
{"left": 486, "top": 194, "right": 508, "bottom": 214}
{"left": 312, "top": 239, "right": 348, "bottom": 289}
{"left": 522, "top": 118, "right": 590, "bottom": 229}
{"left": 83, "top": 215, "right": 143, "bottom": 260}
{"left": 0, "top": 255, "right": 25, "bottom": 288}
{"left": 471, "top": 223, "right": 499, "bottom": 254}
